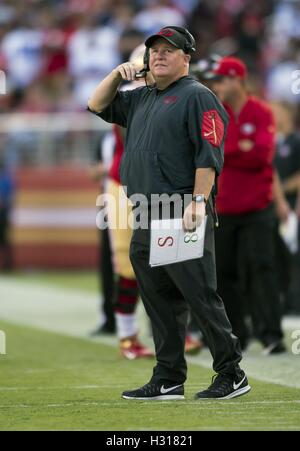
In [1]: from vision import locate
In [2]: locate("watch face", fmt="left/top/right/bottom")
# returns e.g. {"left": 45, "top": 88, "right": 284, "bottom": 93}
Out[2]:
{"left": 194, "top": 195, "right": 205, "bottom": 203}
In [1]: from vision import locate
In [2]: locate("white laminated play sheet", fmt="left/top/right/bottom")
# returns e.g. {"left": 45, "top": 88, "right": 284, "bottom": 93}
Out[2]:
{"left": 149, "top": 216, "right": 207, "bottom": 267}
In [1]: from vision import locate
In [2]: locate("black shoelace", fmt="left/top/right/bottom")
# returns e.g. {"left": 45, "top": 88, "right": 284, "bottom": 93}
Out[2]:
{"left": 206, "top": 374, "right": 235, "bottom": 396}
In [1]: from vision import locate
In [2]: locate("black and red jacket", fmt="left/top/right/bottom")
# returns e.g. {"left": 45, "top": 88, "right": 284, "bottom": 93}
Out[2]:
{"left": 89, "top": 76, "right": 228, "bottom": 200}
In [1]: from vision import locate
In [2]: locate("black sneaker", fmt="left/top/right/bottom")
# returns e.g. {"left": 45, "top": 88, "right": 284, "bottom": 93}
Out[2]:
{"left": 122, "top": 381, "right": 184, "bottom": 401}
{"left": 89, "top": 322, "right": 116, "bottom": 336}
{"left": 194, "top": 371, "right": 251, "bottom": 400}
{"left": 262, "top": 341, "right": 286, "bottom": 355}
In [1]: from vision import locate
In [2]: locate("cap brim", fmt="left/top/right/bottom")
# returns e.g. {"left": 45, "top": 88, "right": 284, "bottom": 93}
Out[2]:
{"left": 145, "top": 34, "right": 180, "bottom": 49}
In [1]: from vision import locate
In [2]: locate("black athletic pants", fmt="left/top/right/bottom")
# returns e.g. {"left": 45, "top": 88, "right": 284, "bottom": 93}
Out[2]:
{"left": 129, "top": 211, "right": 242, "bottom": 385}
{"left": 99, "top": 228, "right": 115, "bottom": 328}
{"left": 283, "top": 223, "right": 300, "bottom": 314}
{"left": 215, "top": 205, "right": 284, "bottom": 347}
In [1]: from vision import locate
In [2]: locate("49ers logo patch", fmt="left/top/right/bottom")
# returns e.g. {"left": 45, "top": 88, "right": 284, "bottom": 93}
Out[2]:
{"left": 202, "top": 110, "right": 224, "bottom": 147}
{"left": 164, "top": 96, "right": 178, "bottom": 104}
{"left": 157, "top": 29, "right": 174, "bottom": 37}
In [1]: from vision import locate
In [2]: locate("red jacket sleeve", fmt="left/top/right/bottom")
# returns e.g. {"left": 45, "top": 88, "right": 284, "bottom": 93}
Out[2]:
{"left": 225, "top": 105, "right": 275, "bottom": 170}
{"left": 188, "top": 92, "right": 228, "bottom": 175}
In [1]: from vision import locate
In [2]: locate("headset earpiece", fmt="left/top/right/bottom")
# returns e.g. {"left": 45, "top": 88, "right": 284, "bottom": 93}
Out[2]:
{"left": 144, "top": 47, "right": 150, "bottom": 71}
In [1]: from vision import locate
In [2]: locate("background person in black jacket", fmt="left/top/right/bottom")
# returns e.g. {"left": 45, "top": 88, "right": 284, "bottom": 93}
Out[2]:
{"left": 272, "top": 101, "right": 300, "bottom": 314}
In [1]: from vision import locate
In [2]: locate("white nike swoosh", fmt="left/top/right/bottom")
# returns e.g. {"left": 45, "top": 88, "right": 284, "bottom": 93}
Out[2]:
{"left": 233, "top": 376, "right": 246, "bottom": 390}
{"left": 160, "top": 384, "right": 182, "bottom": 394}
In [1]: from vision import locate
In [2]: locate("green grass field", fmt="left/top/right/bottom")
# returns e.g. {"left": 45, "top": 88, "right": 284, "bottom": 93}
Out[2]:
{"left": 0, "top": 271, "right": 300, "bottom": 431}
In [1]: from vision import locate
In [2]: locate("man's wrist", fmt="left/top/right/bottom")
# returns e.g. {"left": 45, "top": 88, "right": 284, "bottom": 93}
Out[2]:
{"left": 192, "top": 194, "right": 207, "bottom": 204}
{"left": 111, "top": 69, "right": 122, "bottom": 82}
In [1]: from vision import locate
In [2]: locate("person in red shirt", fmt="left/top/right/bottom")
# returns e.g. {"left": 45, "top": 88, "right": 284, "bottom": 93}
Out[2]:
{"left": 211, "top": 56, "right": 285, "bottom": 354}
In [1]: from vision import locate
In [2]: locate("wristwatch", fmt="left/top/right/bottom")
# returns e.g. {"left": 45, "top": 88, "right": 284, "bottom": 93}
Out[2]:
{"left": 192, "top": 194, "right": 207, "bottom": 204}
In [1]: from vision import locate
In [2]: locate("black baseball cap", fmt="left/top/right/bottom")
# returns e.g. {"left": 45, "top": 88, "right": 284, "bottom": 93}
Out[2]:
{"left": 145, "top": 27, "right": 194, "bottom": 54}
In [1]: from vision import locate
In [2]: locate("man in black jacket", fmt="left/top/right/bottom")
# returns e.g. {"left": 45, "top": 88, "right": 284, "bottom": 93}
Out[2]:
{"left": 88, "top": 26, "right": 250, "bottom": 401}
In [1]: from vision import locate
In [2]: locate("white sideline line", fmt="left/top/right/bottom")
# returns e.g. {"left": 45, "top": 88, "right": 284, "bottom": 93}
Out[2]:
{"left": 0, "top": 277, "right": 100, "bottom": 338}
{"left": 186, "top": 352, "right": 300, "bottom": 390}
{"left": 0, "top": 400, "right": 299, "bottom": 410}
{"left": 0, "top": 384, "right": 208, "bottom": 392}
{"left": 1, "top": 277, "right": 300, "bottom": 390}
{"left": 0, "top": 385, "right": 124, "bottom": 391}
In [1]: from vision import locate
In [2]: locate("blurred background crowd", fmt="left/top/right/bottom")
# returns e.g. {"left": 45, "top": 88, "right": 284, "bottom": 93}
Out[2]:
{"left": 0, "top": 0, "right": 299, "bottom": 114}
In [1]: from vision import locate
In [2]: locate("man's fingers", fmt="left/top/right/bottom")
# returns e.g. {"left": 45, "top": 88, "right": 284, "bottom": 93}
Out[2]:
{"left": 129, "top": 64, "right": 137, "bottom": 80}
{"left": 182, "top": 202, "right": 205, "bottom": 231}
{"left": 118, "top": 66, "right": 128, "bottom": 80}
{"left": 185, "top": 215, "right": 204, "bottom": 231}
{"left": 123, "top": 64, "right": 132, "bottom": 80}
{"left": 183, "top": 224, "right": 196, "bottom": 232}
{"left": 183, "top": 213, "right": 197, "bottom": 232}
{"left": 117, "top": 64, "right": 132, "bottom": 81}
{"left": 116, "top": 62, "right": 139, "bottom": 81}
